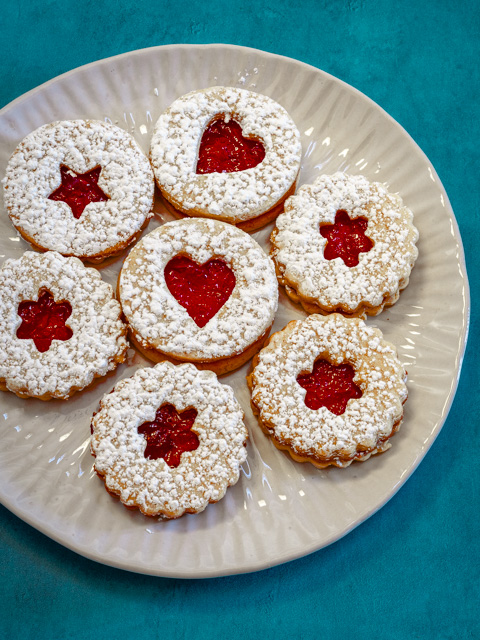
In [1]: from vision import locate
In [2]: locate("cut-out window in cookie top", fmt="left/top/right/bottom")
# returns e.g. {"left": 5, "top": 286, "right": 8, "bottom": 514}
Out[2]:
{"left": 320, "top": 209, "right": 373, "bottom": 267}
{"left": 16, "top": 289, "right": 73, "bottom": 353}
{"left": 48, "top": 164, "right": 109, "bottom": 219}
{"left": 137, "top": 403, "right": 199, "bottom": 467}
{"left": 164, "top": 255, "right": 236, "bottom": 328}
{"left": 297, "top": 358, "right": 362, "bottom": 414}
{"left": 196, "top": 117, "right": 265, "bottom": 174}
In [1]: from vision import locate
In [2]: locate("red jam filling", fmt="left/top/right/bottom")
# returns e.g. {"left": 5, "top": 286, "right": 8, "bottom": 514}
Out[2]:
{"left": 137, "top": 404, "right": 199, "bottom": 467}
{"left": 320, "top": 209, "right": 373, "bottom": 267}
{"left": 48, "top": 164, "right": 109, "bottom": 219}
{"left": 16, "top": 289, "right": 73, "bottom": 353}
{"left": 297, "top": 359, "right": 362, "bottom": 414}
{"left": 164, "top": 255, "right": 236, "bottom": 328}
{"left": 196, "top": 118, "right": 265, "bottom": 174}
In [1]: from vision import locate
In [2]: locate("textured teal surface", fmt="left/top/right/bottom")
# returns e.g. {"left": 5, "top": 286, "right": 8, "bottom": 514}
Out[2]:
{"left": 0, "top": 1, "right": 478, "bottom": 638}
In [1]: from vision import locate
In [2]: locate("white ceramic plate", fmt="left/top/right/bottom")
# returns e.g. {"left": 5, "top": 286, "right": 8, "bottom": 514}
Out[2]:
{"left": 0, "top": 45, "right": 469, "bottom": 578}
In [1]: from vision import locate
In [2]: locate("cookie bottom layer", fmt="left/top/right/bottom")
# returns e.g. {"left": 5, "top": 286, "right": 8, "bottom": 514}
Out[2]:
{"left": 130, "top": 324, "right": 273, "bottom": 376}
{"left": 160, "top": 180, "right": 297, "bottom": 233}
{"left": 249, "top": 394, "right": 402, "bottom": 469}
{"left": 12, "top": 213, "right": 152, "bottom": 264}
{"left": 0, "top": 349, "right": 126, "bottom": 401}
{"left": 282, "top": 280, "right": 401, "bottom": 319}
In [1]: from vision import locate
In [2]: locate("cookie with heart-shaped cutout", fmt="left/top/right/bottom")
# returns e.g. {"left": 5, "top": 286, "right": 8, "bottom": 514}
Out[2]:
{"left": 271, "top": 172, "right": 419, "bottom": 317}
{"left": 150, "top": 86, "right": 302, "bottom": 232}
{"left": 3, "top": 120, "right": 155, "bottom": 262}
{"left": 118, "top": 218, "right": 278, "bottom": 375}
{"left": 91, "top": 361, "right": 248, "bottom": 518}
{"left": 248, "top": 314, "right": 407, "bottom": 469}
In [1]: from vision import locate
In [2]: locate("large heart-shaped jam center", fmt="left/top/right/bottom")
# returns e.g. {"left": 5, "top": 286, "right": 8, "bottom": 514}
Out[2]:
{"left": 137, "top": 404, "right": 199, "bottom": 467}
{"left": 16, "top": 289, "right": 73, "bottom": 353}
{"left": 196, "top": 118, "right": 265, "bottom": 174}
{"left": 164, "top": 255, "right": 236, "bottom": 328}
{"left": 320, "top": 209, "right": 373, "bottom": 267}
{"left": 297, "top": 359, "right": 362, "bottom": 414}
{"left": 48, "top": 164, "right": 109, "bottom": 219}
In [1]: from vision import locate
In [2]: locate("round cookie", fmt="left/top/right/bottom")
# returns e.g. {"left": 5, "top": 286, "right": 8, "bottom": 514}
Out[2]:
{"left": 0, "top": 251, "right": 128, "bottom": 400}
{"left": 150, "top": 86, "right": 302, "bottom": 232}
{"left": 119, "top": 218, "right": 279, "bottom": 375}
{"left": 3, "top": 120, "right": 155, "bottom": 262}
{"left": 91, "top": 361, "right": 248, "bottom": 518}
{"left": 271, "top": 172, "right": 419, "bottom": 317}
{"left": 248, "top": 314, "right": 407, "bottom": 469}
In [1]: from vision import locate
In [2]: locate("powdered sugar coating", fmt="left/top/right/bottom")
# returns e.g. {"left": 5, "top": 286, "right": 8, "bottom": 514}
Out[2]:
{"left": 150, "top": 86, "right": 302, "bottom": 223}
{"left": 250, "top": 314, "right": 407, "bottom": 466}
{"left": 91, "top": 362, "right": 248, "bottom": 518}
{"left": 3, "top": 120, "right": 154, "bottom": 260}
{"left": 119, "top": 218, "right": 278, "bottom": 361}
{"left": 0, "top": 251, "right": 128, "bottom": 399}
{"left": 271, "top": 173, "right": 419, "bottom": 315}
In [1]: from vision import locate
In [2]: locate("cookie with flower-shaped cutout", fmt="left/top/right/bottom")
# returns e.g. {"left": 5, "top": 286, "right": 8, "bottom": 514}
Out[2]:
{"left": 248, "top": 314, "right": 407, "bottom": 468}
{"left": 0, "top": 251, "right": 128, "bottom": 400}
{"left": 271, "top": 172, "right": 419, "bottom": 317}
{"left": 150, "top": 86, "right": 302, "bottom": 232}
{"left": 118, "top": 218, "right": 278, "bottom": 375}
{"left": 3, "top": 120, "right": 154, "bottom": 262}
{"left": 91, "top": 361, "right": 248, "bottom": 518}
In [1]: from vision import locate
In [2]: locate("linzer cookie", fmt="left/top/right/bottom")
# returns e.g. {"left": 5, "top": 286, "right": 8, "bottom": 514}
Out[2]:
{"left": 248, "top": 314, "right": 407, "bottom": 469}
{"left": 91, "top": 361, "right": 248, "bottom": 518}
{"left": 271, "top": 172, "right": 419, "bottom": 317}
{"left": 150, "top": 86, "right": 302, "bottom": 232}
{"left": 3, "top": 120, "right": 155, "bottom": 262}
{"left": 0, "top": 251, "right": 127, "bottom": 400}
{"left": 119, "top": 218, "right": 278, "bottom": 375}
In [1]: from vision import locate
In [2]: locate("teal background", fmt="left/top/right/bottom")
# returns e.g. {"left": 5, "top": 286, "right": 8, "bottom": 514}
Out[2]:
{"left": 0, "top": 1, "right": 478, "bottom": 638}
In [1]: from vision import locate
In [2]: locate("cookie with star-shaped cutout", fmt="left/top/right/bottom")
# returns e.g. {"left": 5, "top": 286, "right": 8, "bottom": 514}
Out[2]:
{"left": 91, "top": 361, "right": 248, "bottom": 518}
{"left": 270, "top": 172, "right": 419, "bottom": 318}
{"left": 248, "top": 314, "right": 407, "bottom": 469}
{"left": 0, "top": 250, "right": 128, "bottom": 400}
{"left": 3, "top": 120, "right": 154, "bottom": 262}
